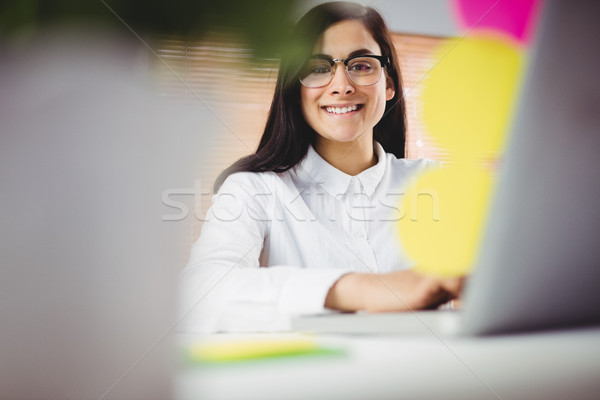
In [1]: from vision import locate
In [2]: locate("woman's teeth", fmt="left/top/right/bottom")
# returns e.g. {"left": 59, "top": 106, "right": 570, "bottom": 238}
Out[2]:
{"left": 325, "top": 105, "right": 358, "bottom": 114}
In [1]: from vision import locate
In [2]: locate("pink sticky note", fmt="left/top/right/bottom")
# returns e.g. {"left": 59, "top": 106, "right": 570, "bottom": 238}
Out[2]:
{"left": 453, "top": 0, "right": 542, "bottom": 44}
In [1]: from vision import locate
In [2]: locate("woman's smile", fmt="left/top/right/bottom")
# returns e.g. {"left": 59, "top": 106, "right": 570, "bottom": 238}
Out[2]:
{"left": 321, "top": 103, "right": 363, "bottom": 116}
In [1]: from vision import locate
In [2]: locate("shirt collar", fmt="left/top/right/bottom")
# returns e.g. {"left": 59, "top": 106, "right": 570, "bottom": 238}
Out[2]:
{"left": 297, "top": 141, "right": 387, "bottom": 198}
{"left": 359, "top": 141, "right": 387, "bottom": 196}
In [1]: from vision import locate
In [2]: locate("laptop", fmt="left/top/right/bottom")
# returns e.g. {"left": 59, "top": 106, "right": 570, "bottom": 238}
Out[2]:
{"left": 292, "top": 0, "right": 600, "bottom": 336}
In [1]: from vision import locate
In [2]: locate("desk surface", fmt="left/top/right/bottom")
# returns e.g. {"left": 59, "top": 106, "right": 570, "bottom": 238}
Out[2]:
{"left": 176, "top": 326, "right": 600, "bottom": 400}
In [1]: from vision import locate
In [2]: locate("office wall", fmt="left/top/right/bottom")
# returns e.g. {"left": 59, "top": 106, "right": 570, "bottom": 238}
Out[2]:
{"left": 293, "top": 0, "right": 459, "bottom": 37}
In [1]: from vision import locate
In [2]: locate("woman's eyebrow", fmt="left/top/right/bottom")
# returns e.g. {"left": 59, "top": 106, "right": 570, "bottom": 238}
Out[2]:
{"left": 311, "top": 48, "right": 380, "bottom": 59}
{"left": 348, "top": 48, "right": 377, "bottom": 58}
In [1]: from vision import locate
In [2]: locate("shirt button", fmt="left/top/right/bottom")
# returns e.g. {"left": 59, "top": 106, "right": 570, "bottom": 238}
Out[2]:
{"left": 356, "top": 231, "right": 366, "bottom": 239}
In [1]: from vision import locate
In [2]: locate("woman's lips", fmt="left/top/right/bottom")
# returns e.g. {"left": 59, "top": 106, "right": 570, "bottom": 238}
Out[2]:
{"left": 321, "top": 104, "right": 363, "bottom": 116}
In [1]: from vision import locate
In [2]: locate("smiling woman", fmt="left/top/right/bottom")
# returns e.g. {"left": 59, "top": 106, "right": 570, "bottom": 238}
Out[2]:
{"left": 152, "top": 29, "right": 446, "bottom": 233}
{"left": 299, "top": 19, "right": 395, "bottom": 175}
{"left": 178, "top": 2, "right": 462, "bottom": 333}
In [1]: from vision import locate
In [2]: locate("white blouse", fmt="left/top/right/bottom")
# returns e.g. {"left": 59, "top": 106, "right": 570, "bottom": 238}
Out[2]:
{"left": 178, "top": 142, "right": 435, "bottom": 332}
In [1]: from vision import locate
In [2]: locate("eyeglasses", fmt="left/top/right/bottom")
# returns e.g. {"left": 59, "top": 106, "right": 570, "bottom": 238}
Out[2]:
{"left": 299, "top": 54, "right": 388, "bottom": 88}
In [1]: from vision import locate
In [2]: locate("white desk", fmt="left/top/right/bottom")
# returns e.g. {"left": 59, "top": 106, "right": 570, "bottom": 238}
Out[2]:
{"left": 176, "top": 326, "right": 600, "bottom": 400}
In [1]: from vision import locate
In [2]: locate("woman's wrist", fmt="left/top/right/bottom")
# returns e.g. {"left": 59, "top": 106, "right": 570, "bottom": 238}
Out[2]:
{"left": 324, "top": 272, "right": 369, "bottom": 311}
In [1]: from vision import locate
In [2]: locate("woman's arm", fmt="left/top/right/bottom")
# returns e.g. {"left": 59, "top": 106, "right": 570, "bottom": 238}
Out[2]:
{"left": 178, "top": 172, "right": 349, "bottom": 333}
{"left": 325, "top": 270, "right": 463, "bottom": 312}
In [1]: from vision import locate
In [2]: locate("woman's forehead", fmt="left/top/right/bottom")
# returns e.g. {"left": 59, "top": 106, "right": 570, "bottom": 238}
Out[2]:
{"left": 311, "top": 19, "right": 382, "bottom": 57}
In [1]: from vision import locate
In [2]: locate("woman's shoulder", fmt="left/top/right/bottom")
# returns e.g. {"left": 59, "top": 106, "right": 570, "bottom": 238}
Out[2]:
{"left": 218, "top": 170, "right": 287, "bottom": 195}
{"left": 386, "top": 154, "right": 441, "bottom": 175}
{"left": 378, "top": 155, "right": 441, "bottom": 190}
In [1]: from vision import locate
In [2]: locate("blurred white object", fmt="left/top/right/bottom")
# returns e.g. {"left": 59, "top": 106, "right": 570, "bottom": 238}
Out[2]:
{"left": 0, "top": 28, "right": 214, "bottom": 399}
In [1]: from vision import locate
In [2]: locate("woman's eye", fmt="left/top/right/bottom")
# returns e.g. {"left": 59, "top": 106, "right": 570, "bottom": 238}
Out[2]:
{"left": 349, "top": 62, "right": 373, "bottom": 72}
{"left": 312, "top": 65, "right": 331, "bottom": 74}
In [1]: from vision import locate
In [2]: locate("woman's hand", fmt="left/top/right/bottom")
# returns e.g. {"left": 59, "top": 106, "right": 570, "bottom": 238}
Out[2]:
{"left": 324, "top": 269, "right": 464, "bottom": 312}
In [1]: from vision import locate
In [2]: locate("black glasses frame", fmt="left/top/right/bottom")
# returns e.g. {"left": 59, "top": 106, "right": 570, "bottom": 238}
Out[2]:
{"left": 299, "top": 54, "right": 389, "bottom": 88}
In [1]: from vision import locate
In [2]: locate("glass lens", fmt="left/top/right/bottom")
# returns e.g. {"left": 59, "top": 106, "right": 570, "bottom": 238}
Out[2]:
{"left": 300, "top": 59, "right": 332, "bottom": 88}
{"left": 347, "top": 57, "right": 381, "bottom": 86}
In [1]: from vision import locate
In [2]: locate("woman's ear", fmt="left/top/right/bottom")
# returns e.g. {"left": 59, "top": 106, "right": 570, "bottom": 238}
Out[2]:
{"left": 385, "top": 74, "right": 396, "bottom": 101}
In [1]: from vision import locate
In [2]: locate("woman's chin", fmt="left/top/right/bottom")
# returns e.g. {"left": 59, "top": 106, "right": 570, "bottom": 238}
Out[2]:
{"left": 320, "top": 131, "right": 370, "bottom": 145}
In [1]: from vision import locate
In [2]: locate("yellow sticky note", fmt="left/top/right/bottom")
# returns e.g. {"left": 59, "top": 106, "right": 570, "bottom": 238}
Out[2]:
{"left": 421, "top": 35, "right": 524, "bottom": 158}
{"left": 187, "top": 338, "right": 338, "bottom": 364}
{"left": 397, "top": 166, "right": 494, "bottom": 276}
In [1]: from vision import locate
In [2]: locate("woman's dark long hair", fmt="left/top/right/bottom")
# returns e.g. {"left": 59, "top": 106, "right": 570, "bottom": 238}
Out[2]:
{"left": 214, "top": 1, "right": 407, "bottom": 192}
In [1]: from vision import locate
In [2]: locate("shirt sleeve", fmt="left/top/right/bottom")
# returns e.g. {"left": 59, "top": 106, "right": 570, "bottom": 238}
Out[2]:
{"left": 177, "top": 172, "right": 349, "bottom": 333}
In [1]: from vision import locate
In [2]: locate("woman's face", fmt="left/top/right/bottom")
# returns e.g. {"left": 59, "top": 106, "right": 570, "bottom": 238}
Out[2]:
{"left": 300, "top": 19, "right": 395, "bottom": 147}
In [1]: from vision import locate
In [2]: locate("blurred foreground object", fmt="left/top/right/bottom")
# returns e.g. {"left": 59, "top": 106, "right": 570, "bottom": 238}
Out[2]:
{"left": 0, "top": 28, "right": 214, "bottom": 399}
{"left": 0, "top": 0, "right": 300, "bottom": 59}
{"left": 397, "top": 0, "right": 541, "bottom": 277}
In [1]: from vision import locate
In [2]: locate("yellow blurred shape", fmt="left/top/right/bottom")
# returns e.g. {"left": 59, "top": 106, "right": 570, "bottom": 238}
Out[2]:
{"left": 188, "top": 338, "right": 319, "bottom": 363}
{"left": 397, "top": 166, "right": 494, "bottom": 276}
{"left": 422, "top": 36, "right": 524, "bottom": 158}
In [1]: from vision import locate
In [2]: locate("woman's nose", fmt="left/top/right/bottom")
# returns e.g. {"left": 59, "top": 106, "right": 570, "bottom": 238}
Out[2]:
{"left": 329, "top": 65, "right": 355, "bottom": 95}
